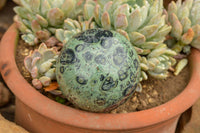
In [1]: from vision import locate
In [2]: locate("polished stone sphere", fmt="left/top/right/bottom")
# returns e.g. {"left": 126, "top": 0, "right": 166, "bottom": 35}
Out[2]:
{"left": 56, "top": 29, "right": 140, "bottom": 112}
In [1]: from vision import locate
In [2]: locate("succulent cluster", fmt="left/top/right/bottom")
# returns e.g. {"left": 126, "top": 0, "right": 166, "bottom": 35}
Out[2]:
{"left": 166, "top": 0, "right": 200, "bottom": 54}
{"left": 24, "top": 43, "right": 59, "bottom": 89}
{"left": 14, "top": 0, "right": 85, "bottom": 45}
{"left": 84, "top": 0, "right": 177, "bottom": 80}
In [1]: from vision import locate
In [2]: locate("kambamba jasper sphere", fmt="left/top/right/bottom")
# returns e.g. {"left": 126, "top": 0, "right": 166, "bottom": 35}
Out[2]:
{"left": 56, "top": 29, "right": 141, "bottom": 112}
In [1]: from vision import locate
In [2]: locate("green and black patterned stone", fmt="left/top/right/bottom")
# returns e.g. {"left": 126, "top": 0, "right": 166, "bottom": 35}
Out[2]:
{"left": 56, "top": 29, "right": 141, "bottom": 112}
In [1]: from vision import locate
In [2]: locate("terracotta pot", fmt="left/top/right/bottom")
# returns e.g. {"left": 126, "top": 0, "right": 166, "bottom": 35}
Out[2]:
{"left": 1, "top": 24, "right": 200, "bottom": 133}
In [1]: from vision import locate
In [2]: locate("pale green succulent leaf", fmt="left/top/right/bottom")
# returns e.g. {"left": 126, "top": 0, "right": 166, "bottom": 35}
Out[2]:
{"left": 101, "top": 11, "right": 111, "bottom": 30}
{"left": 148, "top": 47, "right": 167, "bottom": 58}
{"left": 141, "top": 42, "right": 159, "bottom": 49}
{"left": 84, "top": 3, "right": 95, "bottom": 20}
{"left": 40, "top": 0, "right": 51, "bottom": 16}
{"left": 170, "top": 13, "right": 183, "bottom": 40}
{"left": 148, "top": 71, "right": 169, "bottom": 79}
{"left": 181, "top": 17, "right": 191, "bottom": 33}
{"left": 64, "top": 18, "right": 76, "bottom": 30}
{"left": 14, "top": 7, "right": 30, "bottom": 19}
{"left": 39, "top": 76, "right": 51, "bottom": 86}
{"left": 139, "top": 25, "right": 159, "bottom": 39}
{"left": 31, "top": 20, "right": 42, "bottom": 33}
{"left": 192, "top": 24, "right": 200, "bottom": 38}
{"left": 174, "top": 59, "right": 188, "bottom": 75}
{"left": 22, "top": 34, "right": 35, "bottom": 46}
{"left": 45, "top": 68, "right": 56, "bottom": 80}
{"left": 190, "top": 3, "right": 200, "bottom": 25}
{"left": 177, "top": 6, "right": 189, "bottom": 20}
{"left": 114, "top": 13, "right": 128, "bottom": 30}
{"left": 94, "top": 4, "right": 102, "bottom": 26}
{"left": 183, "top": 0, "right": 193, "bottom": 10}
{"left": 127, "top": 9, "right": 142, "bottom": 32}
{"left": 47, "top": 8, "right": 64, "bottom": 26}
{"left": 29, "top": 0, "right": 40, "bottom": 13}
{"left": 129, "top": 32, "right": 146, "bottom": 45}
{"left": 61, "top": 0, "right": 76, "bottom": 18}
{"left": 35, "top": 14, "right": 48, "bottom": 27}
{"left": 116, "top": 29, "right": 130, "bottom": 41}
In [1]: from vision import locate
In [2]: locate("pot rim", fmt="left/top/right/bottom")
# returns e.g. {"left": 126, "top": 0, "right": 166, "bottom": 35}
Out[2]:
{"left": 1, "top": 24, "right": 200, "bottom": 130}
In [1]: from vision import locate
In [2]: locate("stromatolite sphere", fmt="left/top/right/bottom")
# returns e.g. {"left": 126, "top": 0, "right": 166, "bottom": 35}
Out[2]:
{"left": 56, "top": 29, "right": 140, "bottom": 112}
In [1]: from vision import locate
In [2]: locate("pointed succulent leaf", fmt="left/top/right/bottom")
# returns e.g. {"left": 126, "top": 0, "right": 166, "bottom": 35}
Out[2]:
{"left": 181, "top": 17, "right": 191, "bottom": 33}
{"left": 31, "top": 57, "right": 41, "bottom": 68}
{"left": 47, "top": 8, "right": 64, "bottom": 26}
{"left": 29, "top": 0, "right": 40, "bottom": 13}
{"left": 38, "top": 42, "right": 47, "bottom": 53}
{"left": 31, "top": 20, "right": 41, "bottom": 33}
{"left": 127, "top": 9, "right": 142, "bottom": 32}
{"left": 183, "top": 0, "right": 193, "bottom": 10}
{"left": 192, "top": 24, "right": 200, "bottom": 38}
{"left": 45, "top": 68, "right": 56, "bottom": 80}
{"left": 40, "top": 0, "right": 51, "bottom": 16}
{"left": 141, "top": 42, "right": 159, "bottom": 49}
{"left": 116, "top": 29, "right": 130, "bottom": 41}
{"left": 139, "top": 5, "right": 149, "bottom": 26}
{"left": 94, "top": 4, "right": 102, "bottom": 26}
{"left": 170, "top": 13, "right": 183, "bottom": 40}
{"left": 148, "top": 46, "right": 167, "bottom": 58}
{"left": 14, "top": 7, "right": 30, "bottom": 19}
{"left": 14, "top": 16, "right": 31, "bottom": 34}
{"left": 61, "top": 0, "right": 75, "bottom": 17}
{"left": 84, "top": 3, "right": 95, "bottom": 20}
{"left": 114, "top": 13, "right": 128, "bottom": 30}
{"left": 139, "top": 25, "right": 159, "bottom": 39}
{"left": 103, "top": 1, "right": 113, "bottom": 12}
{"left": 148, "top": 71, "right": 169, "bottom": 79}
{"left": 36, "top": 29, "right": 51, "bottom": 41}
{"left": 129, "top": 32, "right": 146, "bottom": 45}
{"left": 174, "top": 59, "right": 188, "bottom": 75}
{"left": 101, "top": 11, "right": 111, "bottom": 30}
{"left": 168, "top": 1, "right": 177, "bottom": 18}
{"left": 31, "top": 66, "right": 39, "bottom": 79}
{"left": 190, "top": 3, "right": 200, "bottom": 25}
{"left": 177, "top": 6, "right": 189, "bottom": 20}
{"left": 32, "top": 79, "right": 43, "bottom": 89}
{"left": 22, "top": 34, "right": 35, "bottom": 46}
{"left": 24, "top": 56, "right": 32, "bottom": 72}
{"left": 39, "top": 61, "right": 52, "bottom": 73}
{"left": 155, "top": 25, "right": 172, "bottom": 38}
{"left": 176, "top": 0, "right": 182, "bottom": 9}
{"left": 181, "top": 28, "right": 194, "bottom": 45}
{"left": 36, "top": 14, "right": 48, "bottom": 27}
{"left": 39, "top": 76, "right": 51, "bottom": 86}
{"left": 64, "top": 18, "right": 76, "bottom": 30}
{"left": 148, "top": 0, "right": 160, "bottom": 20}
{"left": 55, "top": 29, "right": 65, "bottom": 42}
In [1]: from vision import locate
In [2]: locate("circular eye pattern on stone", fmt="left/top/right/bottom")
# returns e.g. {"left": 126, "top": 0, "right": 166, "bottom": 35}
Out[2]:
{"left": 102, "top": 77, "right": 118, "bottom": 91}
{"left": 95, "top": 54, "right": 107, "bottom": 65}
{"left": 60, "top": 66, "right": 65, "bottom": 74}
{"left": 134, "top": 59, "right": 139, "bottom": 70}
{"left": 75, "top": 44, "right": 85, "bottom": 52}
{"left": 83, "top": 51, "right": 93, "bottom": 61}
{"left": 118, "top": 69, "right": 128, "bottom": 81}
{"left": 60, "top": 49, "right": 76, "bottom": 64}
{"left": 76, "top": 76, "right": 88, "bottom": 85}
{"left": 130, "top": 71, "right": 137, "bottom": 83}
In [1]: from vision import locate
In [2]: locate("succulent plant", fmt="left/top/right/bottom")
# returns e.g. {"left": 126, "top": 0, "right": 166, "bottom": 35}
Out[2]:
{"left": 14, "top": 0, "right": 85, "bottom": 45}
{"left": 83, "top": 0, "right": 177, "bottom": 80}
{"left": 24, "top": 43, "right": 59, "bottom": 89}
{"left": 55, "top": 16, "right": 99, "bottom": 44}
{"left": 166, "top": 0, "right": 200, "bottom": 54}
{"left": 56, "top": 29, "right": 141, "bottom": 112}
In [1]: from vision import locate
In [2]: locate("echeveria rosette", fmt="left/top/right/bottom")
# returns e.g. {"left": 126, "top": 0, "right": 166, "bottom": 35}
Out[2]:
{"left": 166, "top": 0, "right": 200, "bottom": 54}
{"left": 84, "top": 0, "right": 177, "bottom": 80}
{"left": 24, "top": 43, "right": 59, "bottom": 89}
{"left": 14, "top": 0, "right": 85, "bottom": 45}
{"left": 56, "top": 29, "right": 141, "bottom": 112}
